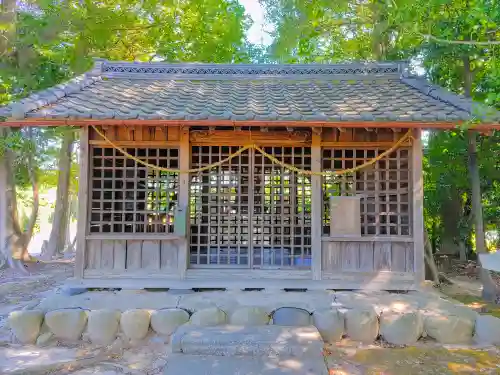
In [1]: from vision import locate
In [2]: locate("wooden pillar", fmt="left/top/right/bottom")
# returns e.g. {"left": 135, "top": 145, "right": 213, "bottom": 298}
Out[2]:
{"left": 75, "top": 126, "right": 89, "bottom": 279}
{"left": 311, "top": 130, "right": 322, "bottom": 280}
{"left": 177, "top": 127, "right": 190, "bottom": 279}
{"left": 412, "top": 129, "right": 425, "bottom": 288}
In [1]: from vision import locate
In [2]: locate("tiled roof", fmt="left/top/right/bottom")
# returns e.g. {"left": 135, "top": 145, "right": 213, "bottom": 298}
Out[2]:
{"left": 1, "top": 60, "right": 499, "bottom": 123}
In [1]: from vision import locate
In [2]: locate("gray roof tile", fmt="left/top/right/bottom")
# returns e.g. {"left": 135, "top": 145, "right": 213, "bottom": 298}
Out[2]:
{"left": 1, "top": 61, "right": 499, "bottom": 123}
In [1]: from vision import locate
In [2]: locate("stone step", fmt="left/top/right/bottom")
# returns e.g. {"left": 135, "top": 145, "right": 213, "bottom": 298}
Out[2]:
{"left": 171, "top": 325, "right": 324, "bottom": 358}
{"left": 163, "top": 354, "right": 329, "bottom": 375}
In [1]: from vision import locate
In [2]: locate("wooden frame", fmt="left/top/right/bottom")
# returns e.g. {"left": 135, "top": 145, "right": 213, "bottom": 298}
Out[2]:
{"left": 75, "top": 127, "right": 89, "bottom": 279}
{"left": 71, "top": 125, "right": 424, "bottom": 290}
{"left": 412, "top": 129, "right": 425, "bottom": 287}
{"left": 311, "top": 132, "right": 322, "bottom": 280}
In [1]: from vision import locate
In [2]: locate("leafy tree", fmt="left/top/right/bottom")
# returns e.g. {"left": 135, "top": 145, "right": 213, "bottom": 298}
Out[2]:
{"left": 0, "top": 0, "right": 252, "bottom": 267}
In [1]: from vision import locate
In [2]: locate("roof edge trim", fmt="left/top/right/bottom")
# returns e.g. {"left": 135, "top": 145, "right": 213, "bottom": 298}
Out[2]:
{"left": 98, "top": 59, "right": 409, "bottom": 80}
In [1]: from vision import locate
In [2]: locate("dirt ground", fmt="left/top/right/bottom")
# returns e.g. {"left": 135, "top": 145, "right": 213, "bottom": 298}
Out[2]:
{"left": 1, "top": 261, "right": 500, "bottom": 374}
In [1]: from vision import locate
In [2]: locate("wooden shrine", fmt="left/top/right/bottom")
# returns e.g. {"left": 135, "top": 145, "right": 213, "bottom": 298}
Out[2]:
{"left": 2, "top": 60, "right": 499, "bottom": 290}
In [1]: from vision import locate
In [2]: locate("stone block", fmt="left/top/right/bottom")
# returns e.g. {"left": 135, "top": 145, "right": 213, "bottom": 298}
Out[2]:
{"left": 120, "top": 309, "right": 151, "bottom": 340}
{"left": 190, "top": 307, "right": 227, "bottom": 326}
{"left": 423, "top": 312, "right": 474, "bottom": 344}
{"left": 45, "top": 308, "right": 88, "bottom": 341}
{"left": 87, "top": 309, "right": 121, "bottom": 345}
{"left": 474, "top": 315, "right": 500, "bottom": 345}
{"left": 150, "top": 309, "right": 190, "bottom": 335}
{"left": 345, "top": 308, "right": 379, "bottom": 342}
{"left": 312, "top": 309, "right": 344, "bottom": 343}
{"left": 380, "top": 310, "right": 423, "bottom": 345}
{"left": 171, "top": 325, "right": 324, "bottom": 358}
{"left": 8, "top": 310, "right": 44, "bottom": 344}
{"left": 272, "top": 307, "right": 311, "bottom": 326}
{"left": 229, "top": 307, "right": 269, "bottom": 325}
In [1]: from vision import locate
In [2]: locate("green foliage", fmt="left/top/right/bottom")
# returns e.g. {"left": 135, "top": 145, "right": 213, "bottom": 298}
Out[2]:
{"left": 263, "top": 0, "right": 500, "bottom": 254}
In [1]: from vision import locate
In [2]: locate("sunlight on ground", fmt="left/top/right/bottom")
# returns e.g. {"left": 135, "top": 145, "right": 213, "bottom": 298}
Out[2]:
{"left": 324, "top": 346, "right": 500, "bottom": 375}
{"left": 443, "top": 293, "right": 500, "bottom": 319}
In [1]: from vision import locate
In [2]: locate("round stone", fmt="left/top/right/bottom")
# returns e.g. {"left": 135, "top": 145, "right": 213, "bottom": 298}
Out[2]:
{"left": 151, "top": 309, "right": 190, "bottom": 335}
{"left": 229, "top": 307, "right": 269, "bottom": 325}
{"left": 312, "top": 309, "right": 344, "bottom": 343}
{"left": 8, "top": 310, "right": 44, "bottom": 344}
{"left": 474, "top": 315, "right": 500, "bottom": 345}
{"left": 345, "top": 308, "right": 379, "bottom": 342}
{"left": 380, "top": 310, "right": 423, "bottom": 345}
{"left": 87, "top": 309, "right": 121, "bottom": 345}
{"left": 120, "top": 309, "right": 151, "bottom": 340}
{"left": 189, "top": 307, "right": 227, "bottom": 326}
{"left": 45, "top": 308, "right": 88, "bottom": 341}
{"left": 424, "top": 312, "right": 474, "bottom": 344}
{"left": 272, "top": 307, "right": 311, "bottom": 326}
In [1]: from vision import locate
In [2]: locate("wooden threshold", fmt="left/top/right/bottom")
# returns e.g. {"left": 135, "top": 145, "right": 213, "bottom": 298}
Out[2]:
{"left": 67, "top": 276, "right": 417, "bottom": 291}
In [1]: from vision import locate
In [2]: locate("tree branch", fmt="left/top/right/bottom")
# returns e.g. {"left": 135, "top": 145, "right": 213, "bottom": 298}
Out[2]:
{"left": 420, "top": 33, "right": 500, "bottom": 45}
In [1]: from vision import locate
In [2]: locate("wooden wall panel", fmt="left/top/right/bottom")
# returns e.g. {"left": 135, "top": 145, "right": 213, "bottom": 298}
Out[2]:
{"left": 86, "top": 240, "right": 102, "bottom": 269}
{"left": 142, "top": 240, "right": 161, "bottom": 270}
{"left": 322, "top": 242, "right": 342, "bottom": 271}
{"left": 341, "top": 242, "right": 360, "bottom": 270}
{"left": 114, "top": 241, "right": 126, "bottom": 270}
{"left": 161, "top": 239, "right": 179, "bottom": 269}
{"left": 374, "top": 242, "right": 392, "bottom": 270}
{"left": 101, "top": 240, "right": 114, "bottom": 269}
{"left": 359, "top": 242, "right": 374, "bottom": 271}
{"left": 391, "top": 242, "right": 407, "bottom": 272}
{"left": 85, "top": 239, "right": 180, "bottom": 273}
{"left": 126, "top": 240, "right": 142, "bottom": 270}
{"left": 322, "top": 240, "right": 414, "bottom": 273}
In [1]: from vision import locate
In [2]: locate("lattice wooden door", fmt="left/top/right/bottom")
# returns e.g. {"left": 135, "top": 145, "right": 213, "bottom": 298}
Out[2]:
{"left": 189, "top": 146, "right": 312, "bottom": 269}
{"left": 252, "top": 147, "right": 312, "bottom": 269}
{"left": 189, "top": 146, "right": 251, "bottom": 267}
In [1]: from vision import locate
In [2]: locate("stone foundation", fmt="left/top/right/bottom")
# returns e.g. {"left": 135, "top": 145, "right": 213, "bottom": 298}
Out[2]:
{"left": 7, "top": 290, "right": 498, "bottom": 346}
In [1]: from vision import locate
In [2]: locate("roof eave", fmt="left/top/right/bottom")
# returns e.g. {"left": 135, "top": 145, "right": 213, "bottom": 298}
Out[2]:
{"left": 2, "top": 118, "right": 500, "bottom": 131}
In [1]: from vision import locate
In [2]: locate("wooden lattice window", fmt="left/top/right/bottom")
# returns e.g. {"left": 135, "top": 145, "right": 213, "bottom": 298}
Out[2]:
{"left": 89, "top": 147, "right": 179, "bottom": 234}
{"left": 322, "top": 148, "right": 411, "bottom": 236}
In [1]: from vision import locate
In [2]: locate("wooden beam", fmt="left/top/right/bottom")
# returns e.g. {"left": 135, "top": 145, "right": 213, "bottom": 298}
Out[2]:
{"left": 4, "top": 119, "right": 500, "bottom": 131}
{"left": 75, "top": 126, "right": 90, "bottom": 279}
{"left": 411, "top": 129, "right": 425, "bottom": 289}
{"left": 312, "top": 127, "right": 322, "bottom": 136}
{"left": 89, "top": 140, "right": 181, "bottom": 147}
{"left": 177, "top": 127, "right": 190, "bottom": 279}
{"left": 311, "top": 131, "right": 322, "bottom": 281}
{"left": 321, "top": 141, "right": 412, "bottom": 147}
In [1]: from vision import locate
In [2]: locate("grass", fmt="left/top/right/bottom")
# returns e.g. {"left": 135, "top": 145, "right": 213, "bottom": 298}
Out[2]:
{"left": 442, "top": 292, "right": 500, "bottom": 318}
{"left": 324, "top": 346, "right": 500, "bottom": 375}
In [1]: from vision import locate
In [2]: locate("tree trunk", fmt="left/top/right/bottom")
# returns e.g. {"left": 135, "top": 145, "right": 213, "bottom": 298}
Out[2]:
{"left": 439, "top": 189, "right": 463, "bottom": 256}
{"left": 463, "top": 55, "right": 498, "bottom": 301}
{"left": 0, "top": 0, "right": 16, "bottom": 59}
{"left": 43, "top": 130, "right": 75, "bottom": 260}
{"left": 425, "top": 230, "right": 440, "bottom": 284}
{"left": 468, "top": 131, "right": 497, "bottom": 300}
